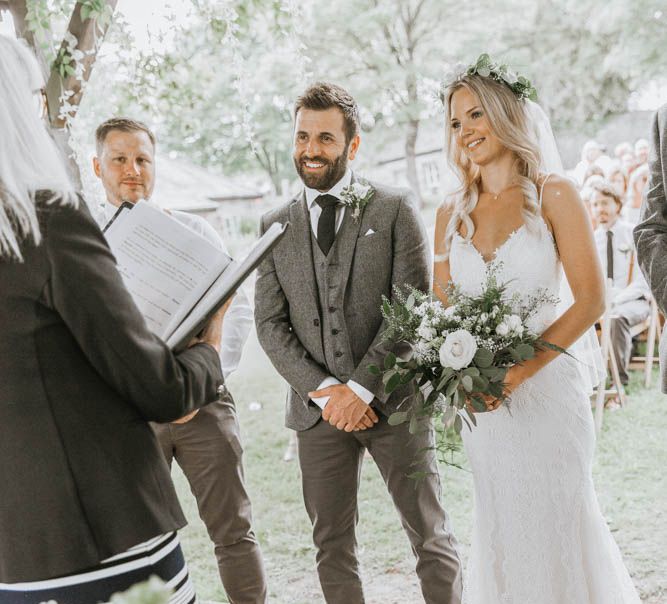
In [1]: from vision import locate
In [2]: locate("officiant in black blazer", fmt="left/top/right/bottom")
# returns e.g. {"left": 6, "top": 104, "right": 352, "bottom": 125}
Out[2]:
{"left": 0, "top": 35, "right": 225, "bottom": 602}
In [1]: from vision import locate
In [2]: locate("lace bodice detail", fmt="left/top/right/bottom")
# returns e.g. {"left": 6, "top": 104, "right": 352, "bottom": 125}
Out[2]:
{"left": 449, "top": 218, "right": 560, "bottom": 335}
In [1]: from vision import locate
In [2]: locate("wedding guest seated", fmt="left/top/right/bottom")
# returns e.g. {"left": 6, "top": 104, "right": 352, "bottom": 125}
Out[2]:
{"left": 634, "top": 138, "right": 650, "bottom": 166}
{"left": 624, "top": 164, "right": 649, "bottom": 224}
{"left": 574, "top": 140, "right": 604, "bottom": 185}
{"left": 606, "top": 162, "right": 628, "bottom": 198}
{"left": 584, "top": 162, "right": 605, "bottom": 183}
{"left": 621, "top": 151, "right": 638, "bottom": 177}
{"left": 0, "top": 35, "right": 227, "bottom": 603}
{"left": 614, "top": 141, "right": 633, "bottom": 160}
{"left": 580, "top": 185, "right": 597, "bottom": 229}
{"left": 590, "top": 180, "right": 650, "bottom": 400}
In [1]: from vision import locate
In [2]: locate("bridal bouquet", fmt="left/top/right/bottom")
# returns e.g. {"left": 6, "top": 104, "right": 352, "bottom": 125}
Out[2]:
{"left": 371, "top": 269, "right": 562, "bottom": 434}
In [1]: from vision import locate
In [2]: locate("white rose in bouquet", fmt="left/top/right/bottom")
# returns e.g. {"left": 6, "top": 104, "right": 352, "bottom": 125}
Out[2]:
{"left": 507, "top": 314, "right": 524, "bottom": 335}
{"left": 439, "top": 329, "right": 478, "bottom": 370}
{"left": 495, "top": 322, "right": 510, "bottom": 336}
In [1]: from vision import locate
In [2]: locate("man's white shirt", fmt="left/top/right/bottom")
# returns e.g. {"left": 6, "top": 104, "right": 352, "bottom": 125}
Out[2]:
{"left": 303, "top": 169, "right": 375, "bottom": 410}
{"left": 102, "top": 201, "right": 252, "bottom": 378}
{"left": 594, "top": 218, "right": 650, "bottom": 306}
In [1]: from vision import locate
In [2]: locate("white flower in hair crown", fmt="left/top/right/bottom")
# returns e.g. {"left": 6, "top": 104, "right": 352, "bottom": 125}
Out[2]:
{"left": 340, "top": 181, "right": 375, "bottom": 222}
{"left": 441, "top": 53, "right": 538, "bottom": 103}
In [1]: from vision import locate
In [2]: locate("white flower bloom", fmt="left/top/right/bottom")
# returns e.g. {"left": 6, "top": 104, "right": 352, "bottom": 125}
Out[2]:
{"left": 479, "top": 312, "right": 488, "bottom": 323}
{"left": 444, "top": 305, "right": 458, "bottom": 318}
{"left": 351, "top": 182, "right": 371, "bottom": 197}
{"left": 413, "top": 303, "right": 427, "bottom": 317}
{"left": 417, "top": 322, "right": 436, "bottom": 341}
{"left": 413, "top": 341, "right": 431, "bottom": 361}
{"left": 439, "top": 329, "right": 478, "bottom": 370}
{"left": 495, "top": 322, "right": 510, "bottom": 336}
{"left": 507, "top": 315, "right": 523, "bottom": 330}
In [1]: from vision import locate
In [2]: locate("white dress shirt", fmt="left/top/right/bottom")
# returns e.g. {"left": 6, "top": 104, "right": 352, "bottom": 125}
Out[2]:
{"left": 302, "top": 170, "right": 375, "bottom": 409}
{"left": 593, "top": 218, "right": 650, "bottom": 306}
{"left": 103, "top": 201, "right": 252, "bottom": 378}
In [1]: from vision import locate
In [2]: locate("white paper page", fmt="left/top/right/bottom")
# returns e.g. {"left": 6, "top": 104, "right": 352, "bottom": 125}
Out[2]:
{"left": 105, "top": 201, "right": 228, "bottom": 339}
{"left": 166, "top": 222, "right": 287, "bottom": 349}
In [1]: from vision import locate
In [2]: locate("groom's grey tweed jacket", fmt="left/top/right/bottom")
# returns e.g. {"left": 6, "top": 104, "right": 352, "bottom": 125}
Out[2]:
{"left": 634, "top": 103, "right": 667, "bottom": 392}
{"left": 255, "top": 176, "right": 430, "bottom": 431}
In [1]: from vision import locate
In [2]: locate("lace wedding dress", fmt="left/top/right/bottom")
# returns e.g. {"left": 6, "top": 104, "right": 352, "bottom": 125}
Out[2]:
{"left": 450, "top": 209, "right": 641, "bottom": 603}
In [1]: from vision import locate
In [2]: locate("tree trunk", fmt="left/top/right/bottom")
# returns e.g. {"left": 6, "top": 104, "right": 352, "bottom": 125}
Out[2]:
{"left": 6, "top": 0, "right": 118, "bottom": 188}
{"left": 405, "top": 118, "right": 422, "bottom": 207}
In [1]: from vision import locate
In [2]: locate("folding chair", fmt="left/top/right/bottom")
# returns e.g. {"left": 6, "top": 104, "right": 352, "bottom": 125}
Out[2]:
{"left": 628, "top": 295, "right": 662, "bottom": 388}
{"left": 593, "top": 278, "right": 627, "bottom": 434}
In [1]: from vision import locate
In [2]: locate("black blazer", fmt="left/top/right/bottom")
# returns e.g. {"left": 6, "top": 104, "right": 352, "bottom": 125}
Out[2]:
{"left": 0, "top": 193, "right": 224, "bottom": 582}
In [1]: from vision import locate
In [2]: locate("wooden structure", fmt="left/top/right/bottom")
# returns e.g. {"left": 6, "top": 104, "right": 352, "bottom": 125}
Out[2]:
{"left": 0, "top": 0, "right": 118, "bottom": 183}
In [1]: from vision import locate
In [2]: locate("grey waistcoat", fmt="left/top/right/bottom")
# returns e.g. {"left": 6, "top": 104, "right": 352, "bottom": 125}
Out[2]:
{"left": 310, "top": 227, "right": 355, "bottom": 381}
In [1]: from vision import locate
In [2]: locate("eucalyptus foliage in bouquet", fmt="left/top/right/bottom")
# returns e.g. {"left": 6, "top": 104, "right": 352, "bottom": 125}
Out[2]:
{"left": 370, "top": 268, "right": 563, "bottom": 435}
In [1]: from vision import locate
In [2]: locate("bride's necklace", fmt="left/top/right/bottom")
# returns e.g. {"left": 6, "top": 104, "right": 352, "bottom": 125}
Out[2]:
{"left": 484, "top": 183, "right": 519, "bottom": 201}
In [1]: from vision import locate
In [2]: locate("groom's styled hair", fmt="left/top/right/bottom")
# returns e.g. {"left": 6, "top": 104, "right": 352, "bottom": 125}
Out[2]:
{"left": 294, "top": 82, "right": 360, "bottom": 144}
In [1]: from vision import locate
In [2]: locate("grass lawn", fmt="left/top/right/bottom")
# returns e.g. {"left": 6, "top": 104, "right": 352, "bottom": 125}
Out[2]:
{"left": 175, "top": 329, "right": 667, "bottom": 603}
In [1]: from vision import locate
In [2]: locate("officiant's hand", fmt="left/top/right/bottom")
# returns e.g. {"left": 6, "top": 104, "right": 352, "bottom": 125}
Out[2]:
{"left": 188, "top": 296, "right": 234, "bottom": 353}
{"left": 309, "top": 384, "right": 379, "bottom": 432}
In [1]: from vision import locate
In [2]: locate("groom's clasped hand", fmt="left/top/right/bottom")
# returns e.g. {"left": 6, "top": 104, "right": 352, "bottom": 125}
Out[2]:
{"left": 308, "top": 384, "right": 379, "bottom": 431}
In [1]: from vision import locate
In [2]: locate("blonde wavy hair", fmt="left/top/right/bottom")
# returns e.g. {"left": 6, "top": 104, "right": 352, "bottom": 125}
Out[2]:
{"left": 0, "top": 35, "right": 77, "bottom": 262}
{"left": 441, "top": 74, "right": 543, "bottom": 257}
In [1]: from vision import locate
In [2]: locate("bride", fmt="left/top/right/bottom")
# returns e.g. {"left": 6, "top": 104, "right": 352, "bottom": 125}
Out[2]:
{"left": 433, "top": 58, "right": 641, "bottom": 603}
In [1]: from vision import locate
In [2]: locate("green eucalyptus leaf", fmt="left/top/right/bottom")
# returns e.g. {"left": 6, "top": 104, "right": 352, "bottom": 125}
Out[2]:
{"left": 385, "top": 372, "right": 402, "bottom": 394}
{"left": 461, "top": 375, "right": 473, "bottom": 392}
{"left": 474, "top": 348, "right": 494, "bottom": 368}
{"left": 384, "top": 352, "right": 397, "bottom": 370}
{"left": 442, "top": 405, "right": 457, "bottom": 426}
{"left": 454, "top": 413, "right": 463, "bottom": 434}
{"left": 516, "top": 343, "right": 535, "bottom": 360}
{"left": 445, "top": 377, "right": 459, "bottom": 397}
{"left": 382, "top": 369, "right": 396, "bottom": 384}
{"left": 472, "top": 375, "right": 489, "bottom": 391}
{"left": 368, "top": 364, "right": 380, "bottom": 376}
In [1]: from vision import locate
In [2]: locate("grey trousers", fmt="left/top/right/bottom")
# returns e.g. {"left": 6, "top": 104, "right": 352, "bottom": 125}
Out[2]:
{"left": 151, "top": 397, "right": 268, "bottom": 604}
{"left": 611, "top": 298, "right": 651, "bottom": 385}
{"left": 297, "top": 414, "right": 463, "bottom": 604}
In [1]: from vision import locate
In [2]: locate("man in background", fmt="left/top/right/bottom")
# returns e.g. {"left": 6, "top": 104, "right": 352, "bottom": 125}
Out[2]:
{"left": 590, "top": 180, "right": 650, "bottom": 402}
{"left": 94, "top": 117, "right": 268, "bottom": 603}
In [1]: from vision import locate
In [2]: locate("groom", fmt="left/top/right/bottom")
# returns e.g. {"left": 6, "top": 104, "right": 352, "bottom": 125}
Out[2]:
{"left": 255, "top": 82, "right": 462, "bottom": 603}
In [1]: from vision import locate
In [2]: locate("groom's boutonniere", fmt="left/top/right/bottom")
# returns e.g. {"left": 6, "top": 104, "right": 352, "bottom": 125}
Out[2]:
{"left": 340, "top": 182, "right": 375, "bottom": 222}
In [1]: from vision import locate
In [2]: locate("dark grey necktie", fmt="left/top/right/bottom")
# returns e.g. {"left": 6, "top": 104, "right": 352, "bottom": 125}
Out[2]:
{"left": 606, "top": 230, "right": 614, "bottom": 280}
{"left": 315, "top": 194, "right": 340, "bottom": 255}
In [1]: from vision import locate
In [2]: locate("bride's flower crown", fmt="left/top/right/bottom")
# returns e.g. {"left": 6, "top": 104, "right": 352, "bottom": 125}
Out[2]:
{"left": 442, "top": 53, "right": 538, "bottom": 102}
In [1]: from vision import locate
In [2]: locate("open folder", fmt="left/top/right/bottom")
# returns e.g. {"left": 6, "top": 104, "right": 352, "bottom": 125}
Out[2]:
{"left": 104, "top": 200, "right": 287, "bottom": 352}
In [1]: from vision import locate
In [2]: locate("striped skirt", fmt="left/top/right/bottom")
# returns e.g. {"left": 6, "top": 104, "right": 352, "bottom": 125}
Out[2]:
{"left": 0, "top": 532, "right": 196, "bottom": 604}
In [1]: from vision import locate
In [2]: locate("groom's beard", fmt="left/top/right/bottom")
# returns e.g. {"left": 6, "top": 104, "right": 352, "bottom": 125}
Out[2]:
{"left": 294, "top": 146, "right": 349, "bottom": 191}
